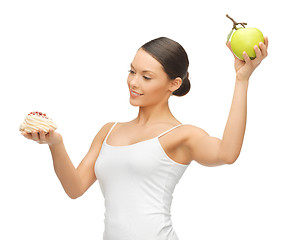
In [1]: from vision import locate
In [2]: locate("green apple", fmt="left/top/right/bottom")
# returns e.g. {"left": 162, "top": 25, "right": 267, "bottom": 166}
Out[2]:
{"left": 230, "top": 27, "right": 264, "bottom": 60}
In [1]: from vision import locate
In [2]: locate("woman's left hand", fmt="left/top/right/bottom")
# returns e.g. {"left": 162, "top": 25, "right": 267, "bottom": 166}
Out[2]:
{"left": 226, "top": 36, "right": 268, "bottom": 81}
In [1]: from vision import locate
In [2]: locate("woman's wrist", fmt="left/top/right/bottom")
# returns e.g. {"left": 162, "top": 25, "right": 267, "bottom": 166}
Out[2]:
{"left": 235, "top": 76, "right": 249, "bottom": 91}
{"left": 48, "top": 135, "right": 63, "bottom": 148}
{"left": 236, "top": 74, "right": 250, "bottom": 84}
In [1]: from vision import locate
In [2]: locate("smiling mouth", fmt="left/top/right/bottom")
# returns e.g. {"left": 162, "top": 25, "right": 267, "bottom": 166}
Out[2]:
{"left": 130, "top": 89, "right": 143, "bottom": 96}
{"left": 130, "top": 90, "right": 143, "bottom": 96}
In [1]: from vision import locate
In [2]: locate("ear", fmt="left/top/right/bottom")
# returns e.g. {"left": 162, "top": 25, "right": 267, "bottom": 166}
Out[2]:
{"left": 169, "top": 77, "right": 182, "bottom": 92}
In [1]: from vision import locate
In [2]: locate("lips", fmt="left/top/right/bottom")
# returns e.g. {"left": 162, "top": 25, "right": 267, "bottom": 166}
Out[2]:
{"left": 130, "top": 89, "right": 143, "bottom": 95}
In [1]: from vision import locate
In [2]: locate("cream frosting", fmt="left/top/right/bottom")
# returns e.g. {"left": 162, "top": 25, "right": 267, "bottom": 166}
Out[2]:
{"left": 19, "top": 111, "right": 57, "bottom": 133}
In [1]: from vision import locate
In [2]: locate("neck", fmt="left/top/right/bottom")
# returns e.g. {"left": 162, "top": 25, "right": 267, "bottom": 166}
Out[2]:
{"left": 134, "top": 101, "right": 177, "bottom": 126}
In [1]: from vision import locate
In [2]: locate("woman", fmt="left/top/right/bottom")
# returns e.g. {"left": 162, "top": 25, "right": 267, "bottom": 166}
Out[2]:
{"left": 21, "top": 36, "right": 268, "bottom": 239}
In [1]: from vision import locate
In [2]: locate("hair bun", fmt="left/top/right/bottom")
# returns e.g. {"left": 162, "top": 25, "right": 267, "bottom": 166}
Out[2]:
{"left": 172, "top": 72, "right": 191, "bottom": 97}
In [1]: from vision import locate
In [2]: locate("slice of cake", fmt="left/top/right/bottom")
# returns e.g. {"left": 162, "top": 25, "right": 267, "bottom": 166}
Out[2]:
{"left": 19, "top": 111, "right": 57, "bottom": 134}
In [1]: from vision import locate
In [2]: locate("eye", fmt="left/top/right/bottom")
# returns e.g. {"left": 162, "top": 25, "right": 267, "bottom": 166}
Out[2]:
{"left": 128, "top": 70, "right": 151, "bottom": 80}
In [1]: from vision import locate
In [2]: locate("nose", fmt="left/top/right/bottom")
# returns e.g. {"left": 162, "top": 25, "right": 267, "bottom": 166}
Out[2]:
{"left": 128, "top": 73, "right": 139, "bottom": 88}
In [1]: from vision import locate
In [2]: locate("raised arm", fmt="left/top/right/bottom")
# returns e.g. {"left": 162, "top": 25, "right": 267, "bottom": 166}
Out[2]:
{"left": 188, "top": 79, "right": 250, "bottom": 166}
{"left": 183, "top": 37, "right": 268, "bottom": 167}
{"left": 219, "top": 37, "right": 268, "bottom": 163}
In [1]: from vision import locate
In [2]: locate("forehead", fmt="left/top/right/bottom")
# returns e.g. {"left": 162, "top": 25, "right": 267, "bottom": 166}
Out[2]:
{"left": 132, "top": 48, "right": 163, "bottom": 72}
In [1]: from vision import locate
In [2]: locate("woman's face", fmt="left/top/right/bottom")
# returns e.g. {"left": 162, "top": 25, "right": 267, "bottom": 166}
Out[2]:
{"left": 127, "top": 48, "right": 181, "bottom": 107}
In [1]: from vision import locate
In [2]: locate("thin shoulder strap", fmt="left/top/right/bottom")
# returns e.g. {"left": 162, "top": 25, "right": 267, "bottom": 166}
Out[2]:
{"left": 157, "top": 124, "right": 183, "bottom": 138}
{"left": 105, "top": 122, "right": 119, "bottom": 142}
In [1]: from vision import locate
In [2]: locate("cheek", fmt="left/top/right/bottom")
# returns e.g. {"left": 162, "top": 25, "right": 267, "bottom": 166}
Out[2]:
{"left": 145, "top": 83, "right": 167, "bottom": 98}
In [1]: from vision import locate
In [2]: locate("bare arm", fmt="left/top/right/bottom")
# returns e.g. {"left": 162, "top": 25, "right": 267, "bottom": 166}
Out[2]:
{"left": 49, "top": 139, "right": 82, "bottom": 199}
{"left": 75, "top": 122, "right": 115, "bottom": 197}
{"left": 48, "top": 123, "right": 114, "bottom": 199}
{"left": 190, "top": 79, "right": 249, "bottom": 166}
{"left": 219, "top": 37, "right": 268, "bottom": 163}
{"left": 183, "top": 37, "right": 268, "bottom": 166}
{"left": 22, "top": 129, "right": 81, "bottom": 199}
{"left": 21, "top": 122, "right": 115, "bottom": 199}
{"left": 217, "top": 79, "right": 248, "bottom": 164}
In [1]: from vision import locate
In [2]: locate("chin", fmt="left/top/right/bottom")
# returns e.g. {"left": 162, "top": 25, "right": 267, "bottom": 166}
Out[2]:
{"left": 129, "top": 100, "right": 141, "bottom": 107}
{"left": 129, "top": 98, "right": 146, "bottom": 107}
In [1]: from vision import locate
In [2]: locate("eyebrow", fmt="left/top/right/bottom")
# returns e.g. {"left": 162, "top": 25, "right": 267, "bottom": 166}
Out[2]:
{"left": 130, "top": 63, "right": 156, "bottom": 74}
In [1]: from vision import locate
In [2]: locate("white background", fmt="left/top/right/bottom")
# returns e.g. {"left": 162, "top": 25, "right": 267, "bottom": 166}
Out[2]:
{"left": 1, "top": 0, "right": 283, "bottom": 239}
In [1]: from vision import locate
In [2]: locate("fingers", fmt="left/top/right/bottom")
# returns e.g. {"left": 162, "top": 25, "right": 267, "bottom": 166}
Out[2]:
{"left": 254, "top": 45, "right": 262, "bottom": 60}
{"left": 48, "top": 128, "right": 54, "bottom": 138}
{"left": 242, "top": 51, "right": 251, "bottom": 64}
{"left": 226, "top": 41, "right": 233, "bottom": 53}
{"left": 251, "top": 41, "right": 267, "bottom": 65}
{"left": 22, "top": 128, "right": 48, "bottom": 144}
{"left": 21, "top": 131, "right": 32, "bottom": 140}
{"left": 243, "top": 49, "right": 260, "bottom": 67}
{"left": 226, "top": 40, "right": 231, "bottom": 48}
{"left": 264, "top": 36, "right": 268, "bottom": 50}
{"left": 226, "top": 41, "right": 239, "bottom": 60}
{"left": 243, "top": 39, "right": 268, "bottom": 64}
{"left": 226, "top": 37, "right": 268, "bottom": 60}
{"left": 32, "top": 130, "right": 40, "bottom": 142}
{"left": 259, "top": 39, "right": 268, "bottom": 58}
{"left": 38, "top": 128, "right": 47, "bottom": 143}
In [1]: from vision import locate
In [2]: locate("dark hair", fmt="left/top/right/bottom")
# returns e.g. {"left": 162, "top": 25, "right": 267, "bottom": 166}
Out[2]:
{"left": 140, "top": 37, "right": 190, "bottom": 97}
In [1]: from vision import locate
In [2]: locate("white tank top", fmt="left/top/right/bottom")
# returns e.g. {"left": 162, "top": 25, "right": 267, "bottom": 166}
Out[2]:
{"left": 95, "top": 122, "right": 190, "bottom": 240}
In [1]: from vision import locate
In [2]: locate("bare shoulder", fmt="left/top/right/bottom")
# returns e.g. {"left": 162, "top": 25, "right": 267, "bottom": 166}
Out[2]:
{"left": 95, "top": 122, "right": 116, "bottom": 141}
{"left": 180, "top": 124, "right": 226, "bottom": 166}
{"left": 181, "top": 124, "right": 209, "bottom": 139}
{"left": 80, "top": 122, "right": 115, "bottom": 158}
{"left": 82, "top": 122, "right": 116, "bottom": 153}
{"left": 101, "top": 122, "right": 116, "bottom": 133}
{"left": 180, "top": 124, "right": 210, "bottom": 148}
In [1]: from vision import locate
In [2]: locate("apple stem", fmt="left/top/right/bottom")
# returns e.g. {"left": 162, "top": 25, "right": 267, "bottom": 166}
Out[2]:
{"left": 226, "top": 14, "right": 247, "bottom": 30}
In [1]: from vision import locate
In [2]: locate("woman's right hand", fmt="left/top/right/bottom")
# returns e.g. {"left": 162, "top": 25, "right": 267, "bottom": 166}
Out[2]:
{"left": 21, "top": 128, "right": 63, "bottom": 146}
